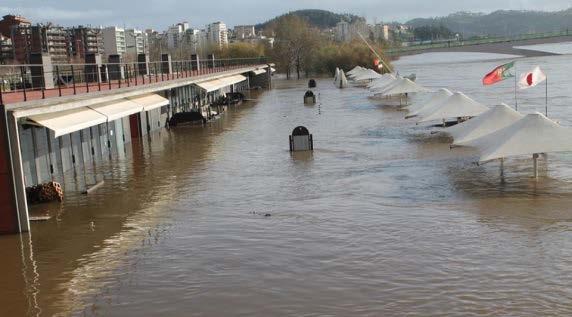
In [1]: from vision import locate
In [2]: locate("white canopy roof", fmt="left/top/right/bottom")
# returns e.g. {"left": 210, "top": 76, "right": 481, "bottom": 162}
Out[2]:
{"left": 417, "top": 92, "right": 488, "bottom": 123}
{"left": 373, "top": 78, "right": 429, "bottom": 96}
{"left": 197, "top": 74, "right": 247, "bottom": 92}
{"left": 405, "top": 88, "right": 453, "bottom": 118}
{"left": 251, "top": 69, "right": 266, "bottom": 75}
{"left": 351, "top": 69, "right": 382, "bottom": 81}
{"left": 26, "top": 93, "right": 168, "bottom": 137}
{"left": 127, "top": 94, "right": 169, "bottom": 111}
{"left": 448, "top": 103, "right": 524, "bottom": 146}
{"left": 461, "top": 112, "right": 572, "bottom": 162}
{"left": 28, "top": 107, "right": 107, "bottom": 138}
{"left": 90, "top": 99, "right": 143, "bottom": 122}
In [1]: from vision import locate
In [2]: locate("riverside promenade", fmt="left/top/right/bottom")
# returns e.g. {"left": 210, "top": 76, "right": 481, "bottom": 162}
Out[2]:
{"left": 0, "top": 55, "right": 273, "bottom": 234}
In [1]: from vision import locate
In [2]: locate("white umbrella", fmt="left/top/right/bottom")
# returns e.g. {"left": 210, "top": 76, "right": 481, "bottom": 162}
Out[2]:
{"left": 335, "top": 70, "right": 349, "bottom": 88}
{"left": 368, "top": 74, "right": 397, "bottom": 90}
{"left": 449, "top": 103, "right": 524, "bottom": 146}
{"left": 417, "top": 92, "right": 488, "bottom": 124}
{"left": 405, "top": 88, "right": 453, "bottom": 118}
{"left": 352, "top": 69, "right": 382, "bottom": 81}
{"left": 461, "top": 112, "right": 572, "bottom": 162}
{"left": 347, "top": 66, "right": 364, "bottom": 76}
{"left": 373, "top": 78, "right": 429, "bottom": 96}
{"left": 334, "top": 67, "right": 340, "bottom": 85}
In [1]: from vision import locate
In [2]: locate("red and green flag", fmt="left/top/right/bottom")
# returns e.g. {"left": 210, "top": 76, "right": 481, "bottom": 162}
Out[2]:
{"left": 482, "top": 61, "right": 515, "bottom": 86}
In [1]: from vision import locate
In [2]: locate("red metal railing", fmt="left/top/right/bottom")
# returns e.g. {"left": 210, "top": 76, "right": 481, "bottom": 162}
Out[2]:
{"left": 0, "top": 57, "right": 268, "bottom": 104}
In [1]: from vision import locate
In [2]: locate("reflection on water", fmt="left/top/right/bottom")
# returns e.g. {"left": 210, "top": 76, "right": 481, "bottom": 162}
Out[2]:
{"left": 3, "top": 53, "right": 572, "bottom": 316}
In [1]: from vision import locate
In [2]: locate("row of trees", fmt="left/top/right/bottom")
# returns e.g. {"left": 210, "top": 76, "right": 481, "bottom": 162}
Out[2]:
{"left": 412, "top": 25, "right": 455, "bottom": 41}
{"left": 267, "top": 15, "right": 392, "bottom": 79}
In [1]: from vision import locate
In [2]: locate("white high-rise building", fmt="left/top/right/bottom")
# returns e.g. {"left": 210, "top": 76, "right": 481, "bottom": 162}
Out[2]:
{"left": 206, "top": 22, "right": 228, "bottom": 48}
{"left": 125, "top": 28, "right": 148, "bottom": 56}
{"left": 373, "top": 24, "right": 391, "bottom": 42}
{"left": 166, "top": 22, "right": 189, "bottom": 49}
{"left": 335, "top": 21, "right": 351, "bottom": 42}
{"left": 166, "top": 24, "right": 182, "bottom": 49}
{"left": 102, "top": 26, "right": 126, "bottom": 55}
{"left": 182, "top": 28, "right": 201, "bottom": 53}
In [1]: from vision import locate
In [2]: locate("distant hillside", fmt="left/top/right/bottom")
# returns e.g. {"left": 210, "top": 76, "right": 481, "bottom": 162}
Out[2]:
{"left": 406, "top": 9, "right": 572, "bottom": 37}
{"left": 256, "top": 9, "right": 364, "bottom": 31}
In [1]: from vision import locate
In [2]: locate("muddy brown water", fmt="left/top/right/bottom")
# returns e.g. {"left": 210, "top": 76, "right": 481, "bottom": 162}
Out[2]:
{"left": 3, "top": 51, "right": 572, "bottom": 316}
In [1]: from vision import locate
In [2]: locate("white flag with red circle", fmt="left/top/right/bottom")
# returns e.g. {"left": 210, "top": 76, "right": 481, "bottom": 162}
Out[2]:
{"left": 518, "top": 66, "right": 546, "bottom": 89}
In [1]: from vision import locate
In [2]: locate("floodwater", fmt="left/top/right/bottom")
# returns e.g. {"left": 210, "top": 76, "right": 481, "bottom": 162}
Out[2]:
{"left": 515, "top": 41, "right": 572, "bottom": 55}
{"left": 4, "top": 51, "right": 572, "bottom": 316}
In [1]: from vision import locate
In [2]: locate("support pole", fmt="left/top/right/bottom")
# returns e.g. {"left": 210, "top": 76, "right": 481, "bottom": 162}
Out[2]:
{"left": 533, "top": 153, "right": 539, "bottom": 179}
{"left": 545, "top": 77, "right": 548, "bottom": 117}
{"left": 514, "top": 70, "right": 518, "bottom": 111}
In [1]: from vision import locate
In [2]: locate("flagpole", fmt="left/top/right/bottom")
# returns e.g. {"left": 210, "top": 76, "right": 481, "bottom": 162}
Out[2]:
{"left": 514, "top": 68, "right": 518, "bottom": 111}
{"left": 545, "top": 76, "right": 548, "bottom": 117}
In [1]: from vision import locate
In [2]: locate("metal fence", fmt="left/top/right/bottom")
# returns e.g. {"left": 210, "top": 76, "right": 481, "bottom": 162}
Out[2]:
{"left": 0, "top": 56, "right": 268, "bottom": 104}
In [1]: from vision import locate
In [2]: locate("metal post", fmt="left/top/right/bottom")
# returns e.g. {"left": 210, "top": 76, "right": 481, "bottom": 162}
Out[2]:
{"left": 71, "top": 65, "right": 77, "bottom": 95}
{"left": 126, "top": 65, "right": 130, "bottom": 87}
{"left": 97, "top": 65, "right": 102, "bottom": 91}
{"left": 545, "top": 77, "right": 548, "bottom": 117}
{"left": 85, "top": 68, "right": 90, "bottom": 93}
{"left": 0, "top": 77, "right": 3, "bottom": 105}
{"left": 514, "top": 70, "right": 518, "bottom": 111}
{"left": 154, "top": 63, "right": 158, "bottom": 83}
{"left": 533, "top": 153, "right": 539, "bottom": 179}
{"left": 56, "top": 65, "right": 62, "bottom": 96}
{"left": 107, "top": 65, "right": 112, "bottom": 90}
{"left": 134, "top": 63, "right": 138, "bottom": 86}
{"left": 20, "top": 66, "right": 27, "bottom": 101}
{"left": 40, "top": 66, "right": 46, "bottom": 99}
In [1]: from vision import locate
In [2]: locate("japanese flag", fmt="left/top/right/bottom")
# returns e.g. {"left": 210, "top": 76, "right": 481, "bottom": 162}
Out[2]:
{"left": 518, "top": 66, "right": 546, "bottom": 89}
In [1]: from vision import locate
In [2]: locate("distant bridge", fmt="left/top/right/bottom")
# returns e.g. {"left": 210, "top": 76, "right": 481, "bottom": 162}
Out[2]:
{"left": 386, "top": 31, "right": 572, "bottom": 57}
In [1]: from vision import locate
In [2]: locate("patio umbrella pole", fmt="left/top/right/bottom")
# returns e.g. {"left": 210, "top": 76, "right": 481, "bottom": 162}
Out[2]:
{"left": 533, "top": 153, "right": 539, "bottom": 179}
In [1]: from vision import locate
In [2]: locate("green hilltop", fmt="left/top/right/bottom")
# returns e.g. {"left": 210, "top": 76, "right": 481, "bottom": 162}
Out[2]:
{"left": 406, "top": 9, "right": 572, "bottom": 37}
{"left": 256, "top": 9, "right": 364, "bottom": 31}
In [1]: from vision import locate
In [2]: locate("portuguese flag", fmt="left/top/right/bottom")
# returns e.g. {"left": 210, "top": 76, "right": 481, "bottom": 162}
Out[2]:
{"left": 482, "top": 61, "right": 515, "bottom": 86}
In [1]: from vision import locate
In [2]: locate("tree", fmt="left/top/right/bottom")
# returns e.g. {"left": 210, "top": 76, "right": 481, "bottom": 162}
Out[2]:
{"left": 413, "top": 24, "right": 454, "bottom": 41}
{"left": 267, "top": 14, "right": 392, "bottom": 78}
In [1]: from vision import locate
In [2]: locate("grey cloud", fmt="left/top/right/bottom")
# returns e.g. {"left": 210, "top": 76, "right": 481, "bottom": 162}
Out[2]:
{"left": 1, "top": 0, "right": 571, "bottom": 29}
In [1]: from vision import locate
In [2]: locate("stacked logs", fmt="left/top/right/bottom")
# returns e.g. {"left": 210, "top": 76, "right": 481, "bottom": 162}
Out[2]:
{"left": 26, "top": 181, "right": 64, "bottom": 204}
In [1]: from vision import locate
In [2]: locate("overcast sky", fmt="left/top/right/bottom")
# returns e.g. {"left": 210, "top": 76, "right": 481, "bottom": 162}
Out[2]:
{"left": 1, "top": 0, "right": 572, "bottom": 30}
